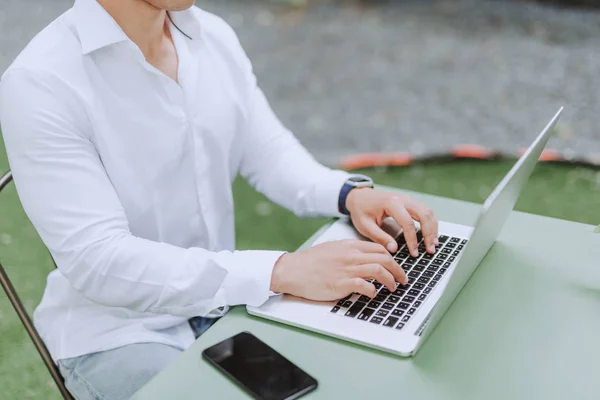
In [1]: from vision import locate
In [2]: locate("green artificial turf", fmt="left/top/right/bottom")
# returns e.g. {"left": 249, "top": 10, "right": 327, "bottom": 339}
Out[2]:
{"left": 0, "top": 135, "right": 599, "bottom": 399}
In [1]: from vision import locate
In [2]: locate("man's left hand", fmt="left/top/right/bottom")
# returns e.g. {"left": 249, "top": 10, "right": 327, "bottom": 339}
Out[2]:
{"left": 346, "top": 188, "right": 439, "bottom": 257}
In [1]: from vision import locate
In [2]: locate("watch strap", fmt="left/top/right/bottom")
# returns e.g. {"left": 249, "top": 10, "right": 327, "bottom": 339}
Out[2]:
{"left": 338, "top": 176, "right": 374, "bottom": 215}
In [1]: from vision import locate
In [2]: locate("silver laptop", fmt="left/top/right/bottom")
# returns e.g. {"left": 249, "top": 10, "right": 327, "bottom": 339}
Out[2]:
{"left": 247, "top": 108, "right": 563, "bottom": 356}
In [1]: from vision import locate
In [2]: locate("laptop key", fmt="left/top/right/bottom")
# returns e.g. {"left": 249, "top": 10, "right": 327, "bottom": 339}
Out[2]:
{"left": 395, "top": 322, "right": 405, "bottom": 330}
{"left": 453, "top": 251, "right": 460, "bottom": 257}
{"left": 445, "top": 242, "right": 456, "bottom": 249}
{"left": 424, "top": 287, "right": 432, "bottom": 294}
{"left": 345, "top": 301, "right": 367, "bottom": 317}
{"left": 443, "top": 262, "right": 452, "bottom": 268}
{"left": 457, "top": 245, "right": 464, "bottom": 250}
{"left": 418, "top": 277, "right": 430, "bottom": 284}
{"left": 397, "top": 235, "right": 406, "bottom": 246}
{"left": 379, "top": 288, "right": 392, "bottom": 296}
{"left": 416, "top": 231, "right": 423, "bottom": 242}
{"left": 423, "top": 271, "right": 434, "bottom": 278}
{"left": 413, "top": 301, "right": 422, "bottom": 307}
{"left": 403, "top": 296, "right": 415, "bottom": 303}
{"left": 418, "top": 243, "right": 426, "bottom": 253}
{"left": 418, "top": 294, "right": 427, "bottom": 301}
{"left": 336, "top": 299, "right": 345, "bottom": 306}
{"left": 388, "top": 295, "right": 401, "bottom": 303}
{"left": 358, "top": 308, "right": 375, "bottom": 321}
{"left": 461, "top": 239, "right": 468, "bottom": 244}
{"left": 331, "top": 306, "right": 340, "bottom": 313}
{"left": 374, "top": 294, "right": 387, "bottom": 302}
{"left": 370, "top": 316, "right": 384, "bottom": 324}
{"left": 402, "top": 315, "right": 411, "bottom": 323}
{"left": 434, "top": 274, "right": 443, "bottom": 282}
{"left": 438, "top": 254, "right": 448, "bottom": 260}
{"left": 381, "top": 302, "right": 394, "bottom": 310}
{"left": 392, "top": 309, "right": 404, "bottom": 317}
{"left": 342, "top": 300, "right": 353, "bottom": 308}
{"left": 417, "top": 259, "right": 429, "bottom": 266}
{"left": 367, "top": 300, "right": 381, "bottom": 309}
{"left": 393, "top": 288, "right": 406, "bottom": 296}
{"left": 358, "top": 295, "right": 371, "bottom": 303}
{"left": 383, "top": 316, "right": 399, "bottom": 327}
{"left": 408, "top": 289, "right": 420, "bottom": 296}
{"left": 441, "top": 248, "right": 452, "bottom": 254}
{"left": 373, "top": 282, "right": 382, "bottom": 289}
{"left": 440, "top": 268, "right": 447, "bottom": 275}
{"left": 432, "top": 259, "right": 444, "bottom": 266}
{"left": 422, "top": 253, "right": 433, "bottom": 260}
{"left": 427, "top": 265, "right": 439, "bottom": 272}
{"left": 404, "top": 258, "right": 416, "bottom": 266}
{"left": 413, "top": 283, "right": 426, "bottom": 290}
{"left": 438, "top": 235, "right": 449, "bottom": 243}
{"left": 397, "top": 302, "right": 410, "bottom": 310}
{"left": 408, "top": 271, "right": 420, "bottom": 278}
{"left": 451, "top": 237, "right": 460, "bottom": 243}
{"left": 413, "top": 265, "right": 425, "bottom": 272}
{"left": 408, "top": 308, "right": 417, "bottom": 315}
{"left": 428, "top": 281, "right": 437, "bottom": 288}
{"left": 449, "top": 256, "right": 455, "bottom": 262}
{"left": 376, "top": 310, "right": 389, "bottom": 317}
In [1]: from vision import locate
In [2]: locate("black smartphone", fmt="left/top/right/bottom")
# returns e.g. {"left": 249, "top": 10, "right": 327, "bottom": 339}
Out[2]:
{"left": 202, "top": 331, "right": 318, "bottom": 400}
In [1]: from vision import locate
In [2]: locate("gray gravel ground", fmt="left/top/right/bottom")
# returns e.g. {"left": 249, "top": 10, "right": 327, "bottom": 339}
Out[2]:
{"left": 1, "top": 0, "right": 599, "bottom": 164}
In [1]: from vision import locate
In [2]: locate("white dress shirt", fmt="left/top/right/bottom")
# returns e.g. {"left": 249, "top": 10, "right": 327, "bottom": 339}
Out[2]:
{"left": 0, "top": 0, "right": 350, "bottom": 362}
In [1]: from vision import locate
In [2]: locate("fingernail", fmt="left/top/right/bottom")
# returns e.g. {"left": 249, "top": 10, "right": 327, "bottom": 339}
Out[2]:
{"left": 435, "top": 239, "right": 440, "bottom": 246}
{"left": 387, "top": 241, "right": 396, "bottom": 252}
{"left": 429, "top": 245, "right": 435, "bottom": 253}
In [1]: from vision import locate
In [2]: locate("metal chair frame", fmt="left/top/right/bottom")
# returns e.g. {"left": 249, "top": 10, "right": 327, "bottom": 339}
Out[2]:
{"left": 0, "top": 170, "right": 74, "bottom": 400}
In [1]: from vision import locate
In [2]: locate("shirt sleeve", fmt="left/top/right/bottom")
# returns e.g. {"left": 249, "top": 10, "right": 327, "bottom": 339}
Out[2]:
{"left": 0, "top": 69, "right": 283, "bottom": 317}
{"left": 220, "top": 27, "right": 351, "bottom": 217}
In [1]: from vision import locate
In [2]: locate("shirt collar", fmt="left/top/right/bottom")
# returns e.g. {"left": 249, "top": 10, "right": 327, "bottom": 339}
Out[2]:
{"left": 74, "top": 0, "right": 202, "bottom": 56}
{"left": 74, "top": 0, "right": 129, "bottom": 55}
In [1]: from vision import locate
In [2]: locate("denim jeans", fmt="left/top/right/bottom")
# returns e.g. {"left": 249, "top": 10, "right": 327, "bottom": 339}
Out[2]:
{"left": 57, "top": 316, "right": 219, "bottom": 400}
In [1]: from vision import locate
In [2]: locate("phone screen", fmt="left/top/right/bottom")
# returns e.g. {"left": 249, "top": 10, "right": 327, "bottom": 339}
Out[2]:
{"left": 202, "top": 332, "right": 318, "bottom": 400}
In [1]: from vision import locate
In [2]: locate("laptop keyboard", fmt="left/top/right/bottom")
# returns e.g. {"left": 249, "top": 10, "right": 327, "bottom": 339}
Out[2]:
{"left": 330, "top": 231, "right": 468, "bottom": 331}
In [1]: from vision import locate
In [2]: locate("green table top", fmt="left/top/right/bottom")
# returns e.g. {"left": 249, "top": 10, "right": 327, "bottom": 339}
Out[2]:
{"left": 133, "top": 188, "right": 600, "bottom": 400}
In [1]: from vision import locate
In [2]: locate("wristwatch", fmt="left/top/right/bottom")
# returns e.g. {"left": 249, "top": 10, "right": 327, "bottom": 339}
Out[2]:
{"left": 338, "top": 175, "right": 374, "bottom": 215}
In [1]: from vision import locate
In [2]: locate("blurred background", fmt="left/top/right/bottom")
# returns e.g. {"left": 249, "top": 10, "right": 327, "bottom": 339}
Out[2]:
{"left": 0, "top": 0, "right": 599, "bottom": 398}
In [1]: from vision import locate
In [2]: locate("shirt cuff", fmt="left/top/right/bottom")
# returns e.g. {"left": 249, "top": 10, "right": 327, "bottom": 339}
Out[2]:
{"left": 226, "top": 250, "right": 286, "bottom": 307}
{"left": 313, "top": 169, "right": 352, "bottom": 217}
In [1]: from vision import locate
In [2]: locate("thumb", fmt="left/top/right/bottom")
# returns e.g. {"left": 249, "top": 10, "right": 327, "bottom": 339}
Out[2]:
{"left": 357, "top": 218, "right": 398, "bottom": 253}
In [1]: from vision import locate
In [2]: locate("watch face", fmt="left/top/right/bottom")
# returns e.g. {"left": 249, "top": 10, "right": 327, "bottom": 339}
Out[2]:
{"left": 347, "top": 175, "right": 373, "bottom": 188}
{"left": 348, "top": 176, "right": 370, "bottom": 183}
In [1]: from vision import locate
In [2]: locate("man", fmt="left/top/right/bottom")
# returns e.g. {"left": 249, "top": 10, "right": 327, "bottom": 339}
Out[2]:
{"left": 0, "top": 0, "right": 438, "bottom": 398}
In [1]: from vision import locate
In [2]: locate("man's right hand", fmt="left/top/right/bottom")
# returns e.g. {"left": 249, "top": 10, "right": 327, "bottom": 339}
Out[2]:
{"left": 269, "top": 239, "right": 408, "bottom": 301}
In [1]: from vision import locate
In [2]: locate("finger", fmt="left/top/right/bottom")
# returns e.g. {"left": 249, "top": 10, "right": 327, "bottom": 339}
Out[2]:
{"left": 345, "top": 277, "right": 377, "bottom": 298}
{"left": 406, "top": 201, "right": 439, "bottom": 253}
{"left": 385, "top": 200, "right": 419, "bottom": 257}
{"left": 356, "top": 218, "right": 398, "bottom": 253}
{"left": 345, "top": 239, "right": 390, "bottom": 255}
{"left": 355, "top": 263, "right": 396, "bottom": 291}
{"left": 355, "top": 253, "right": 408, "bottom": 286}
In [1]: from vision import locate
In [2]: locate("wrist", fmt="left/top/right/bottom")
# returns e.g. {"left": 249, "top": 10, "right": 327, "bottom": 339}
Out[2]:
{"left": 346, "top": 187, "right": 372, "bottom": 215}
{"left": 338, "top": 175, "right": 374, "bottom": 215}
{"left": 270, "top": 253, "right": 290, "bottom": 293}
